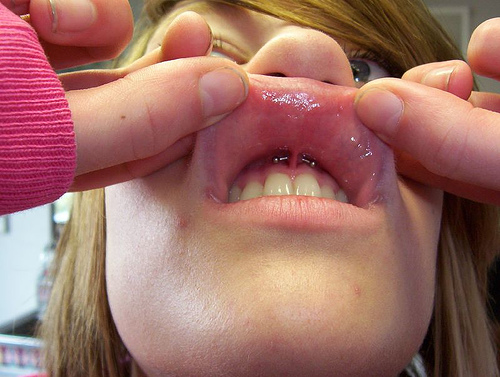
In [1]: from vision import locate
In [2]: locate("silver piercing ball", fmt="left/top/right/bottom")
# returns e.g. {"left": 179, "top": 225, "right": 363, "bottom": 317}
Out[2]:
{"left": 272, "top": 156, "right": 288, "bottom": 164}
{"left": 301, "top": 155, "right": 317, "bottom": 168}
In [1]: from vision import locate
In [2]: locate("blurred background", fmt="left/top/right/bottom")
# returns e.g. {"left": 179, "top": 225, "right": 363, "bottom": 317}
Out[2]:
{"left": 0, "top": 0, "right": 499, "bottom": 375}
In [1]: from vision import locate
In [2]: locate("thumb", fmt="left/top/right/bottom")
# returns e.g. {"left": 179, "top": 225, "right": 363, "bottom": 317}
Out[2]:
{"left": 69, "top": 57, "right": 248, "bottom": 183}
{"left": 29, "top": 0, "right": 133, "bottom": 68}
{"left": 354, "top": 78, "right": 500, "bottom": 202}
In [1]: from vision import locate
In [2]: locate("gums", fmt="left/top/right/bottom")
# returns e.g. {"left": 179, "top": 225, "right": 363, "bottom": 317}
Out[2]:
{"left": 191, "top": 74, "right": 397, "bottom": 209}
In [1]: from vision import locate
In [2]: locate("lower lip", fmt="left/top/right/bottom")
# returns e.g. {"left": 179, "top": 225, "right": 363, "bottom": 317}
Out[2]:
{"left": 202, "top": 194, "right": 385, "bottom": 233}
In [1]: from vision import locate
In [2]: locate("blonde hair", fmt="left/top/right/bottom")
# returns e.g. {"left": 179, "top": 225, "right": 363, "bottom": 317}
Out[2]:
{"left": 40, "top": 1, "right": 500, "bottom": 376}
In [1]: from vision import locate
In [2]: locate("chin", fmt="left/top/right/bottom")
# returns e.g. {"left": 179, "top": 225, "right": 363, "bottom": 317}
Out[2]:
{"left": 105, "top": 75, "right": 443, "bottom": 377}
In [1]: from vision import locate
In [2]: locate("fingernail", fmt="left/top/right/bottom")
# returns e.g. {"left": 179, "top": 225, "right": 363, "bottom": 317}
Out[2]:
{"left": 49, "top": 0, "right": 97, "bottom": 33}
{"left": 199, "top": 67, "right": 248, "bottom": 124}
{"left": 422, "top": 66, "right": 455, "bottom": 91}
{"left": 355, "top": 89, "right": 404, "bottom": 141}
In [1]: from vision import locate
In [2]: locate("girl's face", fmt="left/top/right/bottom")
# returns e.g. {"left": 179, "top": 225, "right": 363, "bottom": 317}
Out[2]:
{"left": 105, "top": 2, "right": 443, "bottom": 376}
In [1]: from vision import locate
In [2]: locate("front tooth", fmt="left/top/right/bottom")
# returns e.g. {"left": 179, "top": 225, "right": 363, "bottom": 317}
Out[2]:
{"left": 320, "top": 185, "right": 349, "bottom": 203}
{"left": 320, "top": 185, "right": 336, "bottom": 199}
{"left": 264, "top": 173, "right": 293, "bottom": 196}
{"left": 228, "top": 185, "right": 242, "bottom": 203}
{"left": 336, "top": 189, "right": 349, "bottom": 203}
{"left": 240, "top": 181, "right": 264, "bottom": 200}
{"left": 294, "top": 174, "right": 321, "bottom": 197}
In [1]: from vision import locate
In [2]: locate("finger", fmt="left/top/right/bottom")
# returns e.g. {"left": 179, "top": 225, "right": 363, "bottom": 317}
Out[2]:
{"left": 468, "top": 91, "right": 500, "bottom": 112}
{"left": 70, "top": 135, "right": 194, "bottom": 191}
{"left": 158, "top": 11, "right": 213, "bottom": 60}
{"left": 1, "top": 0, "right": 30, "bottom": 15}
{"left": 468, "top": 18, "right": 500, "bottom": 80}
{"left": 68, "top": 57, "right": 249, "bottom": 178}
{"left": 59, "top": 68, "right": 124, "bottom": 90}
{"left": 395, "top": 151, "right": 500, "bottom": 205}
{"left": 401, "top": 60, "right": 473, "bottom": 100}
{"left": 27, "top": 0, "right": 133, "bottom": 69}
{"left": 112, "top": 11, "right": 212, "bottom": 76}
{"left": 58, "top": 11, "right": 213, "bottom": 91}
{"left": 58, "top": 47, "right": 164, "bottom": 91}
{"left": 355, "top": 78, "right": 500, "bottom": 198}
{"left": 145, "top": 9, "right": 214, "bottom": 61}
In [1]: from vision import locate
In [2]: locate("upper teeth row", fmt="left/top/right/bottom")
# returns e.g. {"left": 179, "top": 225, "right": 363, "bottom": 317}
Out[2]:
{"left": 229, "top": 173, "right": 348, "bottom": 203}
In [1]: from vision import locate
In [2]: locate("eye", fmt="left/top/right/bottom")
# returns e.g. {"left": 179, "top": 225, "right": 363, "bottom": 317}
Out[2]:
{"left": 209, "top": 36, "right": 244, "bottom": 63}
{"left": 210, "top": 50, "right": 237, "bottom": 62}
{"left": 349, "top": 59, "right": 390, "bottom": 88}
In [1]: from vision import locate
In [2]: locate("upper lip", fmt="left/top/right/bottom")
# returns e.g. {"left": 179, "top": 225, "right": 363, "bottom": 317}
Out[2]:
{"left": 191, "top": 74, "right": 396, "bottom": 208}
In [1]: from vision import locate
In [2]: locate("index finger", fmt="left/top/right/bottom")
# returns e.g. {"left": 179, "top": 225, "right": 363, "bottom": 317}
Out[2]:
{"left": 395, "top": 150, "right": 500, "bottom": 205}
{"left": 28, "top": 0, "right": 133, "bottom": 69}
{"left": 468, "top": 18, "right": 500, "bottom": 81}
{"left": 355, "top": 79, "right": 500, "bottom": 201}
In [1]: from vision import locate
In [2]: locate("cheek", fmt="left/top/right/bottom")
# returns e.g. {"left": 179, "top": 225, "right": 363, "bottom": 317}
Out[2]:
{"left": 105, "top": 165, "right": 233, "bottom": 374}
{"left": 396, "top": 178, "right": 443, "bottom": 314}
{"left": 104, "top": 167, "right": 200, "bottom": 358}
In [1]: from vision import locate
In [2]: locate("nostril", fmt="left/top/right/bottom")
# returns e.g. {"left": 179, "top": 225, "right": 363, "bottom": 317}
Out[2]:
{"left": 266, "top": 74, "right": 335, "bottom": 85}
{"left": 267, "top": 72, "right": 334, "bottom": 84}
{"left": 266, "top": 72, "right": 287, "bottom": 77}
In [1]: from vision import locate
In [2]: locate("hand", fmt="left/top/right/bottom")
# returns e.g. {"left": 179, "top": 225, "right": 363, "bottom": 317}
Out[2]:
{"left": 61, "top": 12, "right": 249, "bottom": 191}
{"left": 1, "top": 0, "right": 134, "bottom": 69}
{"left": 354, "top": 18, "right": 500, "bottom": 205}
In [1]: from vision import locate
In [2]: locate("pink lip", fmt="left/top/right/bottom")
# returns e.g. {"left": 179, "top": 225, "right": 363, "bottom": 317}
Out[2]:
{"left": 188, "top": 74, "right": 399, "bottom": 230}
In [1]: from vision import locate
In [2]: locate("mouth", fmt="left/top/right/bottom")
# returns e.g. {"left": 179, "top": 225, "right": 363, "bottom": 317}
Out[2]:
{"left": 189, "top": 74, "right": 398, "bottom": 230}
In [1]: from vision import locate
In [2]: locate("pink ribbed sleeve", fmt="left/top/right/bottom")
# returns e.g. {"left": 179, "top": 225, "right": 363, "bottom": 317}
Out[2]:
{"left": 0, "top": 4, "right": 76, "bottom": 215}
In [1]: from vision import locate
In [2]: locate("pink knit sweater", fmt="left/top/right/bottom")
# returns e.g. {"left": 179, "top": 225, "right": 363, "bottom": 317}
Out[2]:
{"left": 0, "top": 4, "right": 76, "bottom": 215}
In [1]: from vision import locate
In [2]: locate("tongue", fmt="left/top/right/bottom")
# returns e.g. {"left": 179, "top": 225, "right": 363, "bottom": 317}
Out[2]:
{"left": 192, "top": 74, "right": 395, "bottom": 208}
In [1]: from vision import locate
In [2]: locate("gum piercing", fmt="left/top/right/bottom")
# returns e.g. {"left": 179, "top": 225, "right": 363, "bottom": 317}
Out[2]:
{"left": 300, "top": 154, "right": 317, "bottom": 168}
{"left": 272, "top": 156, "right": 289, "bottom": 164}
{"left": 272, "top": 155, "right": 317, "bottom": 167}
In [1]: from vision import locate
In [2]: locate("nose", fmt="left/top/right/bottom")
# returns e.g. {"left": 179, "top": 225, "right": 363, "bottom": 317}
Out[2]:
{"left": 245, "top": 27, "right": 355, "bottom": 87}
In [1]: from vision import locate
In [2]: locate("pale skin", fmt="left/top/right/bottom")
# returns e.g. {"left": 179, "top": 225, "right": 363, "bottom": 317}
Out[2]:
{"left": 2, "top": 0, "right": 497, "bottom": 368}
{"left": 3, "top": 0, "right": 499, "bottom": 202}
{"left": 105, "top": 3, "right": 441, "bottom": 376}
{"left": 3, "top": 0, "right": 497, "bottom": 375}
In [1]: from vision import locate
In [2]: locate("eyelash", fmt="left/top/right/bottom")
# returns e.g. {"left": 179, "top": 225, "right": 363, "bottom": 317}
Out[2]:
{"left": 212, "top": 35, "right": 224, "bottom": 50}
{"left": 212, "top": 34, "right": 245, "bottom": 63}
{"left": 347, "top": 49, "right": 400, "bottom": 78}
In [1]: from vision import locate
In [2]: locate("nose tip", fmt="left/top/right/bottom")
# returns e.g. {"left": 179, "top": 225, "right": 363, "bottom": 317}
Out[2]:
{"left": 246, "top": 28, "right": 355, "bottom": 87}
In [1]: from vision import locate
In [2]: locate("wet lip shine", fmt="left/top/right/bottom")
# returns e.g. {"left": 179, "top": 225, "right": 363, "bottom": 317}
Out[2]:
{"left": 187, "top": 74, "right": 399, "bottom": 231}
